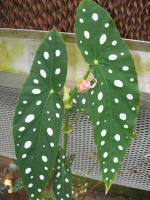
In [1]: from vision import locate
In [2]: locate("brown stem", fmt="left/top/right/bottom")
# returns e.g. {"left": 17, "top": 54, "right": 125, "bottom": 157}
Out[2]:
{"left": 81, "top": 180, "right": 104, "bottom": 200}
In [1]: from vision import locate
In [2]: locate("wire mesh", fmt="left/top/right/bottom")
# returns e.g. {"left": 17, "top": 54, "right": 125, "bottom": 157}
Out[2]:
{"left": 0, "top": 85, "right": 150, "bottom": 191}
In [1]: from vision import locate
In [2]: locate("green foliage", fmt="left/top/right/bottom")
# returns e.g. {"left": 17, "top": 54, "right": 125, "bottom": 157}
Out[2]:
{"left": 40, "top": 192, "right": 56, "bottom": 200}
{"left": 70, "top": 92, "right": 90, "bottom": 116}
{"left": 12, "top": 180, "right": 25, "bottom": 193}
{"left": 12, "top": 0, "right": 140, "bottom": 199}
{"left": 13, "top": 29, "right": 67, "bottom": 200}
{"left": 53, "top": 149, "right": 72, "bottom": 200}
{"left": 75, "top": 0, "right": 140, "bottom": 192}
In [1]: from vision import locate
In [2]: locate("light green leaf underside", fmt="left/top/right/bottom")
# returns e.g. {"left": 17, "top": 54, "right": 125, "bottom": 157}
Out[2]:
{"left": 13, "top": 29, "right": 67, "bottom": 200}
{"left": 75, "top": 0, "right": 140, "bottom": 192}
{"left": 53, "top": 149, "right": 72, "bottom": 200}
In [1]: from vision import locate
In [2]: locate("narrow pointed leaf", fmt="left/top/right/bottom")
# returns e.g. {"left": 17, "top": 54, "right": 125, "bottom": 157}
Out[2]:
{"left": 75, "top": 0, "right": 140, "bottom": 192}
{"left": 12, "top": 180, "right": 25, "bottom": 193}
{"left": 13, "top": 29, "right": 67, "bottom": 200}
{"left": 53, "top": 149, "right": 72, "bottom": 200}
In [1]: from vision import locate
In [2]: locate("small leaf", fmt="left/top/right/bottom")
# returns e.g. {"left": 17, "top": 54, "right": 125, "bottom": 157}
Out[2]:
{"left": 13, "top": 29, "right": 67, "bottom": 199}
{"left": 75, "top": 0, "right": 140, "bottom": 192}
{"left": 12, "top": 180, "right": 25, "bottom": 193}
{"left": 53, "top": 149, "right": 72, "bottom": 200}
{"left": 70, "top": 92, "right": 90, "bottom": 116}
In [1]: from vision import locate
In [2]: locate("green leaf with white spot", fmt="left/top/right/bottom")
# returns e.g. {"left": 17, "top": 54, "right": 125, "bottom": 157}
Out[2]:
{"left": 70, "top": 92, "right": 90, "bottom": 116}
{"left": 53, "top": 149, "right": 72, "bottom": 200}
{"left": 13, "top": 29, "right": 67, "bottom": 200}
{"left": 75, "top": 0, "right": 140, "bottom": 192}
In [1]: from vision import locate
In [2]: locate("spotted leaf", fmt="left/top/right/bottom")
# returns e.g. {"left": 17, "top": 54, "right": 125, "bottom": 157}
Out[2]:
{"left": 53, "top": 149, "right": 72, "bottom": 200}
{"left": 75, "top": 0, "right": 140, "bottom": 192}
{"left": 13, "top": 29, "right": 67, "bottom": 200}
{"left": 70, "top": 92, "right": 90, "bottom": 116}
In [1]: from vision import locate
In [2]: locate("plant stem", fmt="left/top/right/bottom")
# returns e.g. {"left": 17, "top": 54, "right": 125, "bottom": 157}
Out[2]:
{"left": 81, "top": 180, "right": 104, "bottom": 200}
{"left": 63, "top": 69, "right": 91, "bottom": 154}
{"left": 70, "top": 112, "right": 81, "bottom": 126}
{"left": 64, "top": 109, "right": 69, "bottom": 154}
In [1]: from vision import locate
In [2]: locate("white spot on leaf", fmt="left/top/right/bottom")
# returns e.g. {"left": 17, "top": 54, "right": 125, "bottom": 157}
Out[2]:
{"left": 111, "top": 169, "right": 115, "bottom": 173}
{"left": 24, "top": 141, "right": 32, "bottom": 149}
{"left": 114, "top": 98, "right": 119, "bottom": 103}
{"left": 56, "top": 113, "right": 60, "bottom": 118}
{"left": 25, "top": 168, "right": 31, "bottom": 174}
{"left": 42, "top": 156, "right": 48, "bottom": 163}
{"left": 32, "top": 89, "right": 41, "bottom": 94}
{"left": 96, "top": 121, "right": 100, "bottom": 126}
{"left": 36, "top": 100, "right": 42, "bottom": 105}
{"left": 120, "top": 113, "right": 127, "bottom": 120}
{"left": 101, "top": 140, "right": 105, "bottom": 146}
{"left": 84, "top": 31, "right": 90, "bottom": 39}
{"left": 108, "top": 69, "right": 112, "bottom": 73}
{"left": 130, "top": 78, "right": 134, "bottom": 82}
{"left": 103, "top": 152, "right": 108, "bottom": 158}
{"left": 50, "top": 142, "right": 54, "bottom": 147}
{"left": 55, "top": 68, "right": 61, "bottom": 75}
{"left": 65, "top": 178, "right": 69, "bottom": 183}
{"left": 82, "top": 98, "right": 86, "bottom": 104}
{"left": 37, "top": 61, "right": 41, "bottom": 64}
{"left": 114, "top": 80, "right": 123, "bottom": 87}
{"left": 57, "top": 184, "right": 61, "bottom": 189}
{"left": 98, "top": 105, "right": 104, "bottom": 113}
{"left": 39, "top": 175, "right": 44, "bottom": 180}
{"left": 44, "top": 51, "right": 49, "bottom": 60}
{"left": 100, "top": 34, "right": 107, "bottom": 45}
{"left": 101, "top": 129, "right": 107, "bottom": 137}
{"left": 122, "top": 66, "right": 129, "bottom": 71}
{"left": 47, "top": 128, "right": 53, "bottom": 136}
{"left": 22, "top": 154, "right": 27, "bottom": 159}
{"left": 56, "top": 103, "right": 61, "bottom": 109}
{"left": 38, "top": 188, "right": 41, "bottom": 192}
{"left": 105, "top": 23, "right": 109, "bottom": 28}
{"left": 33, "top": 79, "right": 39, "bottom": 84}
{"left": 19, "top": 127, "right": 25, "bottom": 132}
{"left": 104, "top": 168, "right": 108, "bottom": 173}
{"left": 132, "top": 107, "right": 135, "bottom": 111}
{"left": 25, "top": 114, "right": 35, "bottom": 123}
{"left": 108, "top": 54, "right": 117, "bottom": 60}
{"left": 79, "top": 18, "right": 84, "bottom": 23}
{"left": 114, "top": 134, "right": 120, "bottom": 141}
{"left": 84, "top": 50, "right": 88, "bottom": 55}
{"left": 124, "top": 124, "right": 128, "bottom": 129}
{"left": 40, "top": 69, "right": 47, "bottom": 78}
{"left": 23, "top": 100, "right": 27, "bottom": 104}
{"left": 113, "top": 157, "right": 118, "bottom": 163}
{"left": 127, "top": 94, "right": 133, "bottom": 100}
{"left": 92, "top": 13, "right": 98, "bottom": 21}
{"left": 118, "top": 145, "right": 123, "bottom": 150}
{"left": 112, "top": 40, "right": 117, "bottom": 46}
{"left": 28, "top": 183, "right": 33, "bottom": 188}
{"left": 55, "top": 50, "right": 61, "bottom": 57}
{"left": 98, "top": 92, "right": 103, "bottom": 101}
{"left": 56, "top": 172, "right": 60, "bottom": 178}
